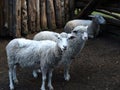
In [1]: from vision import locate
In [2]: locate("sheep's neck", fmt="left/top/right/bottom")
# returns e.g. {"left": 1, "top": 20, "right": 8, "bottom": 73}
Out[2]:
{"left": 54, "top": 44, "right": 62, "bottom": 58}
{"left": 92, "top": 21, "right": 99, "bottom": 35}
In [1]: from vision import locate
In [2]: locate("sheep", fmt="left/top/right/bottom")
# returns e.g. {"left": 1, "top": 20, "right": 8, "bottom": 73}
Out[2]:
{"left": 33, "top": 31, "right": 68, "bottom": 42}
{"left": 64, "top": 14, "right": 106, "bottom": 38}
{"left": 33, "top": 26, "right": 88, "bottom": 81}
{"left": 6, "top": 34, "right": 75, "bottom": 90}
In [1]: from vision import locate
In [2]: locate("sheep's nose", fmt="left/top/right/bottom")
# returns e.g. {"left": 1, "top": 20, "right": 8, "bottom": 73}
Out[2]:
{"left": 63, "top": 46, "right": 67, "bottom": 50}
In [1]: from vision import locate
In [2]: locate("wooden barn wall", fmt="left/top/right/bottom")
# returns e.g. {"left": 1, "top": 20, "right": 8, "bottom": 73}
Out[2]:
{"left": 0, "top": 0, "right": 75, "bottom": 37}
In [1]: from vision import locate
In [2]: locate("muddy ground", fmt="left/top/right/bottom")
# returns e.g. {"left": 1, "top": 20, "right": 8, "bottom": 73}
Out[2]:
{"left": 0, "top": 33, "right": 120, "bottom": 90}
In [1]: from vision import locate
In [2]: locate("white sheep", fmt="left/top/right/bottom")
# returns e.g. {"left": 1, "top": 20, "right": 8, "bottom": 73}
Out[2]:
{"left": 6, "top": 34, "right": 75, "bottom": 90}
{"left": 64, "top": 14, "right": 106, "bottom": 38}
{"left": 33, "top": 26, "right": 88, "bottom": 81}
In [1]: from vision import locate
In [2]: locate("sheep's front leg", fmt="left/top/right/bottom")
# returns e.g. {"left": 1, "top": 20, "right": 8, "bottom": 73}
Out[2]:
{"left": 9, "top": 66, "right": 14, "bottom": 90}
{"left": 41, "top": 68, "right": 47, "bottom": 90}
{"left": 48, "top": 69, "right": 53, "bottom": 90}
{"left": 64, "top": 64, "right": 70, "bottom": 81}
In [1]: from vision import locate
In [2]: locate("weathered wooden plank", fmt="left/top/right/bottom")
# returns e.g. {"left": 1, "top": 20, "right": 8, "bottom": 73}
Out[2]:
{"left": 27, "top": 0, "right": 36, "bottom": 33}
{"left": 0, "top": 0, "right": 3, "bottom": 36}
{"left": 61, "top": 0, "right": 65, "bottom": 25}
{"left": 54, "top": 0, "right": 62, "bottom": 28}
{"left": 21, "top": 0, "right": 28, "bottom": 36}
{"left": 69, "top": 0, "right": 75, "bottom": 19}
{"left": 36, "top": 0, "right": 41, "bottom": 32}
{"left": 64, "top": 0, "right": 69, "bottom": 22}
{"left": 16, "top": 0, "right": 21, "bottom": 37}
{"left": 96, "top": 9, "right": 120, "bottom": 20}
{"left": 40, "top": 0, "right": 47, "bottom": 29}
{"left": 13, "top": 0, "right": 17, "bottom": 37}
{"left": 8, "top": 0, "right": 14, "bottom": 37}
{"left": 46, "top": 0, "right": 56, "bottom": 29}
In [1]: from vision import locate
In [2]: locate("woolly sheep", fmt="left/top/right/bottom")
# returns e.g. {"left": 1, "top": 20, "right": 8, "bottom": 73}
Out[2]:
{"left": 6, "top": 35, "right": 75, "bottom": 90}
{"left": 33, "top": 26, "right": 88, "bottom": 81}
{"left": 64, "top": 14, "right": 106, "bottom": 38}
{"left": 33, "top": 31, "right": 68, "bottom": 42}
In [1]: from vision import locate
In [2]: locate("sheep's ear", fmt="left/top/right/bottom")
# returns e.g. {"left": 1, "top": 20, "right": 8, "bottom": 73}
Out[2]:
{"left": 85, "top": 26, "right": 88, "bottom": 29}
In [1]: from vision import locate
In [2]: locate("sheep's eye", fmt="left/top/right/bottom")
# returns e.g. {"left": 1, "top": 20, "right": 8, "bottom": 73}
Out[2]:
{"left": 68, "top": 36, "right": 76, "bottom": 40}
{"left": 57, "top": 37, "right": 61, "bottom": 40}
{"left": 73, "top": 30, "right": 77, "bottom": 33}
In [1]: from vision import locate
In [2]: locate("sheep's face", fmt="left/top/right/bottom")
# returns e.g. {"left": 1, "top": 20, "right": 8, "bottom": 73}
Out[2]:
{"left": 56, "top": 35, "right": 68, "bottom": 51}
{"left": 56, "top": 34, "right": 76, "bottom": 51}
{"left": 91, "top": 14, "right": 106, "bottom": 24}
{"left": 71, "top": 26, "right": 88, "bottom": 41}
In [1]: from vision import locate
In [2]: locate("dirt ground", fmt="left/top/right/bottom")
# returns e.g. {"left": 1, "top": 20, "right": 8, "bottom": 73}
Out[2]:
{"left": 0, "top": 33, "right": 120, "bottom": 90}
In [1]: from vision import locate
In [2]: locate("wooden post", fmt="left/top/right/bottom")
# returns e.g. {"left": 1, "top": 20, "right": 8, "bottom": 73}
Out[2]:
{"left": 64, "top": 0, "right": 70, "bottom": 22}
{"left": 12, "top": 0, "right": 17, "bottom": 37}
{"left": 54, "top": 0, "right": 62, "bottom": 28}
{"left": 0, "top": 0, "right": 3, "bottom": 36}
{"left": 40, "top": 0, "right": 47, "bottom": 29}
{"left": 36, "top": 0, "right": 41, "bottom": 32}
{"left": 8, "top": 0, "right": 14, "bottom": 37}
{"left": 16, "top": 0, "right": 21, "bottom": 37}
{"left": 21, "top": 0, "right": 28, "bottom": 36}
{"left": 69, "top": 0, "right": 75, "bottom": 19}
{"left": 1, "top": 0, "right": 9, "bottom": 37}
{"left": 27, "top": 0, "right": 36, "bottom": 33}
{"left": 61, "top": 0, "right": 65, "bottom": 26}
{"left": 46, "top": 0, "right": 56, "bottom": 29}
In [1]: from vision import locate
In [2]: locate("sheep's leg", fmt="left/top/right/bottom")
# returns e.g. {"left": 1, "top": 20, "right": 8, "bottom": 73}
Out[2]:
{"left": 13, "top": 65, "right": 18, "bottom": 84}
{"left": 41, "top": 68, "right": 47, "bottom": 90}
{"left": 48, "top": 69, "right": 53, "bottom": 90}
{"left": 9, "top": 66, "right": 14, "bottom": 90}
{"left": 64, "top": 64, "right": 71, "bottom": 81}
{"left": 32, "top": 70, "right": 38, "bottom": 78}
{"left": 33, "top": 69, "right": 41, "bottom": 78}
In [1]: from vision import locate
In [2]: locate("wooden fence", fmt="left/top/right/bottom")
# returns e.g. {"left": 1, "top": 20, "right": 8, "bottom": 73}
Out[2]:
{"left": 0, "top": 0, "right": 75, "bottom": 37}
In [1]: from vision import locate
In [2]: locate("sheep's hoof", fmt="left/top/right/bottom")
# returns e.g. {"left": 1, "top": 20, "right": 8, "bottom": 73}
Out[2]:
{"left": 14, "top": 79, "right": 19, "bottom": 84}
{"left": 64, "top": 74, "right": 70, "bottom": 81}
{"left": 33, "top": 71, "right": 38, "bottom": 78}
{"left": 10, "top": 85, "right": 14, "bottom": 90}
{"left": 48, "top": 85, "right": 54, "bottom": 90}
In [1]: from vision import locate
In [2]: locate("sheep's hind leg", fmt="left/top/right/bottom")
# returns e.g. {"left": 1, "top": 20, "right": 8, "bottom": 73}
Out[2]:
{"left": 48, "top": 69, "right": 53, "bottom": 90}
{"left": 9, "top": 66, "right": 14, "bottom": 90}
{"left": 13, "top": 65, "right": 18, "bottom": 84}
{"left": 41, "top": 68, "right": 47, "bottom": 90}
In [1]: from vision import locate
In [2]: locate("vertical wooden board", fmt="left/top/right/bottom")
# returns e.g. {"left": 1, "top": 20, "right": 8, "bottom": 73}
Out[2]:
{"left": 16, "top": 0, "right": 21, "bottom": 37}
{"left": 69, "top": 0, "right": 75, "bottom": 19}
{"left": 36, "top": 0, "right": 41, "bottom": 32}
{"left": 12, "top": 0, "right": 17, "bottom": 37}
{"left": 46, "top": 0, "right": 56, "bottom": 29}
{"left": 40, "top": 0, "right": 47, "bottom": 29}
{"left": 21, "top": 0, "right": 28, "bottom": 36}
{"left": 2, "top": 0, "right": 9, "bottom": 36}
{"left": 61, "top": 0, "right": 65, "bottom": 26}
{"left": 0, "top": 0, "right": 3, "bottom": 36}
{"left": 64, "top": 0, "right": 69, "bottom": 22}
{"left": 54, "top": 0, "right": 62, "bottom": 28}
{"left": 8, "top": 0, "right": 14, "bottom": 37}
{"left": 27, "top": 0, "right": 36, "bottom": 32}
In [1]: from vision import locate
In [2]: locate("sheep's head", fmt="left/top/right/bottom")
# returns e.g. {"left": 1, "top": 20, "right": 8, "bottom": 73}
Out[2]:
{"left": 55, "top": 34, "right": 76, "bottom": 51}
{"left": 89, "top": 14, "right": 106, "bottom": 24}
{"left": 71, "top": 26, "right": 88, "bottom": 41}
